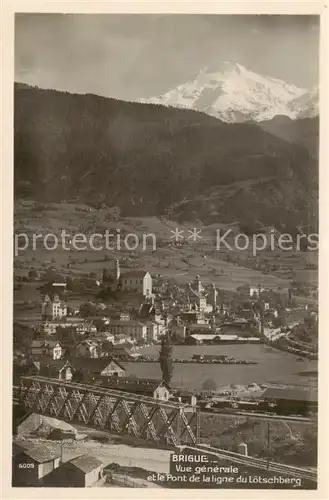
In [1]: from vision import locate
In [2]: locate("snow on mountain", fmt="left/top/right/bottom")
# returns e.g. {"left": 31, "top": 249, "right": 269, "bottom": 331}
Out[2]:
{"left": 287, "top": 86, "right": 319, "bottom": 119}
{"left": 139, "top": 62, "right": 317, "bottom": 123}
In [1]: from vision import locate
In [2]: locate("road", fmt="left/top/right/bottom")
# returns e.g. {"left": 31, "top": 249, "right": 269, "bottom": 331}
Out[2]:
{"left": 14, "top": 434, "right": 172, "bottom": 474}
{"left": 191, "top": 444, "right": 317, "bottom": 484}
{"left": 202, "top": 409, "right": 314, "bottom": 424}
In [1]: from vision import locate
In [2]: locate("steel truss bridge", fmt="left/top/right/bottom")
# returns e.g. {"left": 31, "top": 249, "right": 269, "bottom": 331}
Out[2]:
{"left": 18, "top": 376, "right": 200, "bottom": 446}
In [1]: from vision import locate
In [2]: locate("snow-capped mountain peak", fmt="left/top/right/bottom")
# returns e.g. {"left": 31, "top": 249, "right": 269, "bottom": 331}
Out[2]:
{"left": 139, "top": 62, "right": 317, "bottom": 123}
{"left": 287, "top": 85, "right": 319, "bottom": 119}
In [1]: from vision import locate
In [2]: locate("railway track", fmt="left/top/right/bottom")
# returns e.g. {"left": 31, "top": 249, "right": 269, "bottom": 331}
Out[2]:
{"left": 192, "top": 444, "right": 317, "bottom": 483}
{"left": 201, "top": 408, "right": 314, "bottom": 424}
{"left": 14, "top": 381, "right": 317, "bottom": 483}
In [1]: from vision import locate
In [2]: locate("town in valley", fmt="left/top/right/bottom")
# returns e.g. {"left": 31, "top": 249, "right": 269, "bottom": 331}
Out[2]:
{"left": 11, "top": 12, "right": 319, "bottom": 490}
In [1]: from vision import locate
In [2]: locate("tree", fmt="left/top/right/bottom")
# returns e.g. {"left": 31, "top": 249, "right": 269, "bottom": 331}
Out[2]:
{"left": 28, "top": 269, "right": 38, "bottom": 281}
{"left": 272, "top": 314, "right": 287, "bottom": 328}
{"left": 159, "top": 333, "right": 173, "bottom": 386}
{"left": 55, "top": 326, "right": 78, "bottom": 345}
{"left": 79, "top": 302, "right": 97, "bottom": 318}
{"left": 201, "top": 379, "right": 217, "bottom": 392}
{"left": 102, "top": 340, "right": 114, "bottom": 352}
{"left": 93, "top": 318, "right": 105, "bottom": 332}
{"left": 42, "top": 268, "right": 64, "bottom": 284}
{"left": 136, "top": 338, "right": 147, "bottom": 347}
{"left": 13, "top": 323, "right": 38, "bottom": 351}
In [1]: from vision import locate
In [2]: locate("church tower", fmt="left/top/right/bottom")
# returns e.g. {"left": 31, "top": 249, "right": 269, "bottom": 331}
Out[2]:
{"left": 195, "top": 275, "right": 203, "bottom": 294}
{"left": 115, "top": 259, "right": 120, "bottom": 281}
{"left": 209, "top": 283, "right": 218, "bottom": 309}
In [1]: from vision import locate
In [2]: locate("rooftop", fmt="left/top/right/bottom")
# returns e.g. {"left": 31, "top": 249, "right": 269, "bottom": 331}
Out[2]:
{"left": 222, "top": 319, "right": 250, "bottom": 325}
{"left": 109, "top": 320, "right": 146, "bottom": 327}
{"left": 139, "top": 303, "right": 155, "bottom": 317}
{"left": 215, "top": 334, "right": 239, "bottom": 341}
{"left": 38, "top": 358, "right": 71, "bottom": 369}
{"left": 190, "top": 334, "right": 216, "bottom": 341}
{"left": 77, "top": 339, "right": 98, "bottom": 347}
{"left": 31, "top": 340, "right": 61, "bottom": 348}
{"left": 21, "top": 446, "right": 60, "bottom": 464}
{"left": 261, "top": 387, "right": 318, "bottom": 403}
{"left": 68, "top": 454, "right": 103, "bottom": 473}
{"left": 70, "top": 357, "right": 125, "bottom": 373}
{"left": 97, "top": 376, "right": 168, "bottom": 392}
{"left": 121, "top": 270, "right": 149, "bottom": 278}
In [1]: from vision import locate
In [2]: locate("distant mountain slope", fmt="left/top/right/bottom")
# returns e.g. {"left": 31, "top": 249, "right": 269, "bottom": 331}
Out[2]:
{"left": 140, "top": 62, "right": 311, "bottom": 123}
{"left": 287, "top": 86, "right": 319, "bottom": 119}
{"left": 257, "top": 115, "right": 319, "bottom": 159}
{"left": 14, "top": 83, "right": 318, "bottom": 232}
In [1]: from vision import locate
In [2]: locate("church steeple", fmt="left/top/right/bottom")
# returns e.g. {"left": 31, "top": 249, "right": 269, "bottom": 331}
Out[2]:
{"left": 209, "top": 283, "right": 218, "bottom": 309}
{"left": 115, "top": 259, "right": 120, "bottom": 281}
{"left": 195, "top": 275, "right": 203, "bottom": 294}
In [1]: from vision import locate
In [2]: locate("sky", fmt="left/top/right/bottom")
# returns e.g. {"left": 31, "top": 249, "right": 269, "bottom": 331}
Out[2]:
{"left": 15, "top": 14, "right": 319, "bottom": 100}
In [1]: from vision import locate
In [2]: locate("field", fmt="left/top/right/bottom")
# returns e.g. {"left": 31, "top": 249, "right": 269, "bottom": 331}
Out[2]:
{"left": 14, "top": 201, "right": 318, "bottom": 292}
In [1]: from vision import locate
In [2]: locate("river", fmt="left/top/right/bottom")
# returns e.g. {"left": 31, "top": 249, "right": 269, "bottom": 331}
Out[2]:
{"left": 124, "top": 344, "right": 317, "bottom": 391}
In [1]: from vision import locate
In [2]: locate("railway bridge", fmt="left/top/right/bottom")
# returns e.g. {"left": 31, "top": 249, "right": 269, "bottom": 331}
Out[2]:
{"left": 17, "top": 376, "right": 200, "bottom": 446}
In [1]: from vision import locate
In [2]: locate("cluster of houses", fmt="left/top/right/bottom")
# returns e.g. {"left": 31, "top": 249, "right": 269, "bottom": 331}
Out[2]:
{"left": 14, "top": 352, "right": 196, "bottom": 406}
{"left": 14, "top": 261, "right": 291, "bottom": 407}
{"left": 12, "top": 443, "right": 106, "bottom": 487}
{"left": 34, "top": 265, "right": 286, "bottom": 350}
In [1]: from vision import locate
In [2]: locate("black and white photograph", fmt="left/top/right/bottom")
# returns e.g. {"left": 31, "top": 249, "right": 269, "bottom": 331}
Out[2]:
{"left": 9, "top": 11, "right": 321, "bottom": 491}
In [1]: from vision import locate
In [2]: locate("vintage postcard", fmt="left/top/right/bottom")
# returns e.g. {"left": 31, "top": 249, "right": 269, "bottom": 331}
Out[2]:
{"left": 1, "top": 1, "right": 328, "bottom": 498}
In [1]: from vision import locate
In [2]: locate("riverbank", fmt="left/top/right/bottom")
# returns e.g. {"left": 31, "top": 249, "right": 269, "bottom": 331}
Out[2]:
{"left": 263, "top": 324, "right": 318, "bottom": 360}
{"left": 132, "top": 357, "right": 258, "bottom": 365}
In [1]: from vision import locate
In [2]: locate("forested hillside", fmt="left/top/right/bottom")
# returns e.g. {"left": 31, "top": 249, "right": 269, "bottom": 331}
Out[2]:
{"left": 14, "top": 83, "right": 318, "bottom": 232}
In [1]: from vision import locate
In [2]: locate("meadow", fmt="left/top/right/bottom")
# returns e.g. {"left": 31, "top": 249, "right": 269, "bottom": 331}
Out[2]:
{"left": 14, "top": 201, "right": 317, "bottom": 291}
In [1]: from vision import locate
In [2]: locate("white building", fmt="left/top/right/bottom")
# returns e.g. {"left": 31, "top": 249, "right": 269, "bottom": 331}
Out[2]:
{"left": 121, "top": 270, "right": 152, "bottom": 297}
{"left": 250, "top": 286, "right": 265, "bottom": 298}
{"left": 41, "top": 293, "right": 67, "bottom": 320}
{"left": 40, "top": 318, "right": 95, "bottom": 336}
{"left": 107, "top": 320, "right": 147, "bottom": 343}
{"left": 187, "top": 276, "right": 214, "bottom": 313}
{"left": 30, "top": 340, "right": 62, "bottom": 360}
{"left": 104, "top": 260, "right": 153, "bottom": 298}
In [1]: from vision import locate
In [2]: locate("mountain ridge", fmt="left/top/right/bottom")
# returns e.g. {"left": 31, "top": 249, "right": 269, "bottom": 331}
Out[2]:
{"left": 139, "top": 62, "right": 318, "bottom": 123}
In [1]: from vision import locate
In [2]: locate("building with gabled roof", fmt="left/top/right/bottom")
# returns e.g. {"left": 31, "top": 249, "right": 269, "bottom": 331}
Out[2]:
{"left": 12, "top": 446, "right": 61, "bottom": 486}
{"left": 30, "top": 339, "right": 62, "bottom": 360}
{"left": 37, "top": 358, "right": 74, "bottom": 381}
{"left": 103, "top": 260, "right": 153, "bottom": 297}
{"left": 43, "top": 454, "right": 104, "bottom": 487}
{"left": 75, "top": 339, "right": 99, "bottom": 358}
{"left": 70, "top": 357, "right": 126, "bottom": 382}
{"left": 41, "top": 283, "right": 68, "bottom": 321}
{"left": 260, "top": 387, "right": 318, "bottom": 414}
{"left": 95, "top": 376, "right": 171, "bottom": 401}
{"left": 120, "top": 270, "right": 152, "bottom": 297}
{"left": 106, "top": 320, "right": 147, "bottom": 343}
